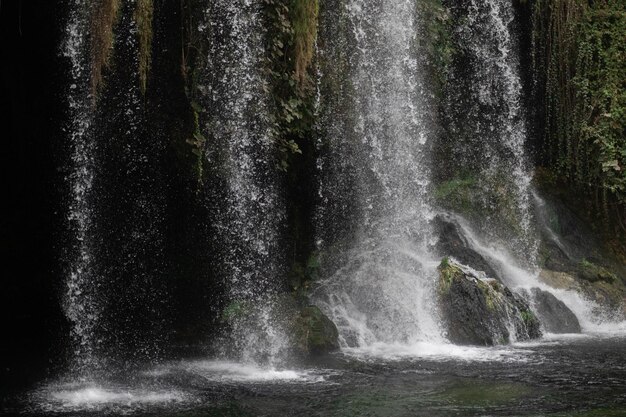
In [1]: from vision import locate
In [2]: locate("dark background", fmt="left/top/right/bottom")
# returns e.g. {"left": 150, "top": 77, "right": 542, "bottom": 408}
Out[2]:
{"left": 1, "top": 0, "right": 68, "bottom": 393}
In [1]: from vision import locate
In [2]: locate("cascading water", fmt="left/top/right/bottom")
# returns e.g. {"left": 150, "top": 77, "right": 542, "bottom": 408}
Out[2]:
{"left": 314, "top": 0, "right": 443, "bottom": 348}
{"left": 63, "top": 0, "right": 99, "bottom": 372}
{"left": 443, "top": 0, "right": 536, "bottom": 260}
{"left": 199, "top": 0, "right": 288, "bottom": 364}
{"left": 441, "top": 0, "right": 625, "bottom": 331}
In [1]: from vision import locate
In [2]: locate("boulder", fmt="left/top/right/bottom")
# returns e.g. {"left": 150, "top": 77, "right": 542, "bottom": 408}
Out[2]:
{"left": 220, "top": 297, "right": 340, "bottom": 360}
{"left": 438, "top": 259, "right": 541, "bottom": 346}
{"left": 293, "top": 306, "right": 339, "bottom": 356}
{"left": 538, "top": 270, "right": 579, "bottom": 290}
{"left": 529, "top": 288, "right": 581, "bottom": 333}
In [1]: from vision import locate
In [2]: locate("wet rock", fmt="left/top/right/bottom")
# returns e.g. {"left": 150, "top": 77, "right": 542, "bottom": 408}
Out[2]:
{"left": 529, "top": 288, "right": 581, "bottom": 333}
{"left": 538, "top": 270, "right": 579, "bottom": 291}
{"left": 438, "top": 259, "right": 541, "bottom": 346}
{"left": 578, "top": 260, "right": 618, "bottom": 284}
{"left": 293, "top": 306, "right": 339, "bottom": 356}
{"left": 433, "top": 214, "right": 499, "bottom": 279}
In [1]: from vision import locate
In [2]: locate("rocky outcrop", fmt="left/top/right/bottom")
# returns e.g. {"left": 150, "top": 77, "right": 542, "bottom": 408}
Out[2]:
{"left": 293, "top": 306, "right": 339, "bottom": 356}
{"left": 433, "top": 215, "right": 499, "bottom": 279}
{"left": 528, "top": 288, "right": 581, "bottom": 333}
{"left": 438, "top": 259, "right": 541, "bottom": 346}
{"left": 221, "top": 297, "right": 339, "bottom": 359}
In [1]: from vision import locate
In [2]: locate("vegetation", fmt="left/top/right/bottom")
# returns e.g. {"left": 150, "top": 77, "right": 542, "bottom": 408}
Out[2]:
{"left": 578, "top": 259, "right": 618, "bottom": 284}
{"left": 419, "top": 0, "right": 454, "bottom": 95}
{"left": 438, "top": 258, "right": 463, "bottom": 294}
{"left": 263, "top": 0, "right": 319, "bottom": 170}
{"left": 90, "top": 0, "right": 121, "bottom": 98}
{"left": 532, "top": 0, "right": 626, "bottom": 233}
{"left": 134, "top": 0, "right": 153, "bottom": 94}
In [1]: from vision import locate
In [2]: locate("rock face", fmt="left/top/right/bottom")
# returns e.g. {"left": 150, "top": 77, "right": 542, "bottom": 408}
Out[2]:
{"left": 438, "top": 259, "right": 541, "bottom": 346}
{"left": 433, "top": 215, "right": 499, "bottom": 280}
{"left": 529, "top": 288, "right": 581, "bottom": 333}
{"left": 293, "top": 306, "right": 339, "bottom": 356}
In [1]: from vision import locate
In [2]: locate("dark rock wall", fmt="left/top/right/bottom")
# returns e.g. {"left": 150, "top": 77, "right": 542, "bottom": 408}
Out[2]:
{"left": 1, "top": 0, "right": 69, "bottom": 391}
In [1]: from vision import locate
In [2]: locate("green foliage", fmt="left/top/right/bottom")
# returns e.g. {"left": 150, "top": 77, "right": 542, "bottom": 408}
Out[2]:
{"left": 533, "top": 0, "right": 626, "bottom": 231}
{"left": 263, "top": 0, "right": 318, "bottom": 171}
{"left": 434, "top": 176, "right": 477, "bottom": 210}
{"left": 177, "top": 0, "right": 210, "bottom": 185}
{"left": 288, "top": 252, "right": 321, "bottom": 297}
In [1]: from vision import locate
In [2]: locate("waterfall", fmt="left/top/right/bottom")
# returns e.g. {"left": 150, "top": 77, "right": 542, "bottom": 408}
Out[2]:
{"left": 63, "top": 0, "right": 99, "bottom": 372}
{"left": 442, "top": 0, "right": 625, "bottom": 331}
{"left": 62, "top": 0, "right": 168, "bottom": 374}
{"left": 442, "top": 0, "right": 536, "bottom": 262}
{"left": 200, "top": 0, "right": 288, "bottom": 363}
{"left": 314, "top": 0, "right": 442, "bottom": 347}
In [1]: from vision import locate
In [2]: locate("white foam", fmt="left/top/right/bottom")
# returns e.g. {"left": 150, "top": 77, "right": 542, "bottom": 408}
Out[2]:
{"left": 342, "top": 341, "right": 531, "bottom": 363}
{"left": 451, "top": 214, "right": 626, "bottom": 335}
{"left": 162, "top": 360, "right": 326, "bottom": 383}
{"left": 33, "top": 383, "right": 187, "bottom": 414}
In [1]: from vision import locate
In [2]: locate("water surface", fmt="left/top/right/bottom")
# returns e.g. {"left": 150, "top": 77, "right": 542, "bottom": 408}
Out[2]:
{"left": 7, "top": 335, "right": 626, "bottom": 416}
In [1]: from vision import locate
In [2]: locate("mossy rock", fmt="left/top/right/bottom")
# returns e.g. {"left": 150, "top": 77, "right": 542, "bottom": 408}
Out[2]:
{"left": 434, "top": 174, "right": 525, "bottom": 241}
{"left": 293, "top": 306, "right": 339, "bottom": 356}
{"left": 578, "top": 259, "right": 618, "bottom": 284}
{"left": 438, "top": 259, "right": 542, "bottom": 346}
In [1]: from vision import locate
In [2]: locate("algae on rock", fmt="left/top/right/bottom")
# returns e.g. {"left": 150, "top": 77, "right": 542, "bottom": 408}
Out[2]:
{"left": 438, "top": 259, "right": 542, "bottom": 346}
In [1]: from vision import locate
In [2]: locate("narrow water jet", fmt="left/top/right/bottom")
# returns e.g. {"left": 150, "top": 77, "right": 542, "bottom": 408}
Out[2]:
{"left": 62, "top": 0, "right": 100, "bottom": 373}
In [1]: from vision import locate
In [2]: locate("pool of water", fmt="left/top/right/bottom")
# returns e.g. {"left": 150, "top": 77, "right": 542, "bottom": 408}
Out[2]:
{"left": 4, "top": 334, "right": 626, "bottom": 416}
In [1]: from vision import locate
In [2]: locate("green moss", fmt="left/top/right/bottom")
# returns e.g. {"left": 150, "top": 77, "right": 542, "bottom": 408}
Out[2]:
{"left": 434, "top": 176, "right": 477, "bottom": 210}
{"left": 438, "top": 258, "right": 464, "bottom": 294}
{"left": 435, "top": 173, "right": 527, "bottom": 243}
{"left": 520, "top": 309, "right": 536, "bottom": 326}
{"left": 578, "top": 259, "right": 618, "bottom": 283}
{"left": 417, "top": 0, "right": 454, "bottom": 95}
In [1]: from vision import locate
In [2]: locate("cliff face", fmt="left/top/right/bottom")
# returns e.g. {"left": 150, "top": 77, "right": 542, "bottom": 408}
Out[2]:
{"left": 528, "top": 0, "right": 626, "bottom": 239}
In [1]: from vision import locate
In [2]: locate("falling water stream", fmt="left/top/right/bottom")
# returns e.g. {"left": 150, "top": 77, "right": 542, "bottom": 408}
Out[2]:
{"left": 63, "top": 0, "right": 99, "bottom": 372}
{"left": 7, "top": 0, "right": 626, "bottom": 415}
{"left": 200, "top": 0, "right": 289, "bottom": 365}
{"left": 313, "top": 0, "right": 442, "bottom": 350}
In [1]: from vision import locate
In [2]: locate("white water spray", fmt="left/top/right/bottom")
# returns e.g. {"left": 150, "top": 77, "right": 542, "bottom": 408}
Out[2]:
{"left": 62, "top": 0, "right": 99, "bottom": 372}
{"left": 200, "top": 0, "right": 287, "bottom": 364}
{"left": 314, "top": 0, "right": 442, "bottom": 347}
